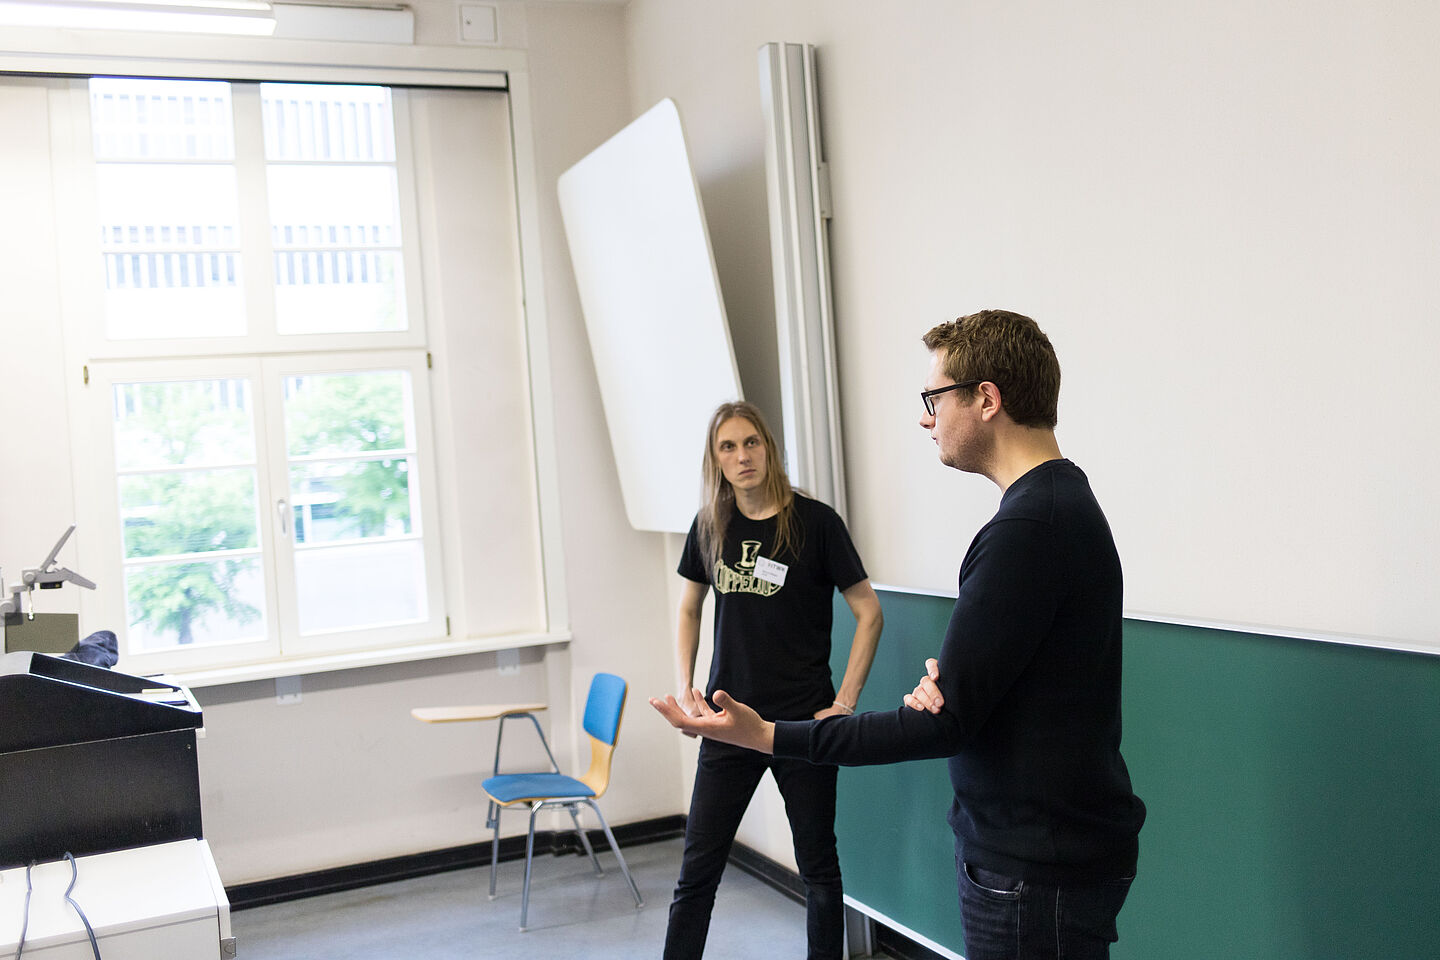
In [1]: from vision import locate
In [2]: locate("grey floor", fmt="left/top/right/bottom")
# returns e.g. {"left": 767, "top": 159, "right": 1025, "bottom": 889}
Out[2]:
{"left": 231, "top": 837, "right": 810, "bottom": 959}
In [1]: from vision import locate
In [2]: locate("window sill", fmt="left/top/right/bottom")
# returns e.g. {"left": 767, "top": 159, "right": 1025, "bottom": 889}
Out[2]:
{"left": 161, "top": 630, "right": 572, "bottom": 688}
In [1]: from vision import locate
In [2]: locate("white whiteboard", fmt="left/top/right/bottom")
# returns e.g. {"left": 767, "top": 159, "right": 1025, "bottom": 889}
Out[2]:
{"left": 558, "top": 99, "right": 742, "bottom": 534}
{"left": 811, "top": 6, "right": 1440, "bottom": 655}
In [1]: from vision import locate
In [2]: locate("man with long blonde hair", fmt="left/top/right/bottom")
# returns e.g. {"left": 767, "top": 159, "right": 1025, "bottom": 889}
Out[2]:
{"left": 663, "top": 400, "right": 883, "bottom": 960}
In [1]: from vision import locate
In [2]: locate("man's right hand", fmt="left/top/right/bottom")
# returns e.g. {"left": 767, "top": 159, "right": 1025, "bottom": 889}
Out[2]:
{"left": 676, "top": 687, "right": 700, "bottom": 737}
{"left": 902, "top": 658, "right": 943, "bottom": 714}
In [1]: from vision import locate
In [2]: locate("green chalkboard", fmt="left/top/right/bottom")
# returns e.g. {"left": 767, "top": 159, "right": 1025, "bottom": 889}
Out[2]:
{"left": 830, "top": 588, "right": 966, "bottom": 951}
{"left": 831, "top": 589, "right": 1440, "bottom": 959}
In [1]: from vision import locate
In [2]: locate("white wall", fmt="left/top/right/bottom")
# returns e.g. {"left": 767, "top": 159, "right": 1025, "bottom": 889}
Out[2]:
{"left": 0, "top": 78, "right": 78, "bottom": 610}
{"left": 514, "top": 0, "right": 682, "bottom": 859}
{"left": 1, "top": 0, "right": 682, "bottom": 886}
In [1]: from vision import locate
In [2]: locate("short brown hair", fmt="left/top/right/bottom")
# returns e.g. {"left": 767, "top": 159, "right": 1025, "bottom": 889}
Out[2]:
{"left": 922, "top": 310, "right": 1061, "bottom": 428}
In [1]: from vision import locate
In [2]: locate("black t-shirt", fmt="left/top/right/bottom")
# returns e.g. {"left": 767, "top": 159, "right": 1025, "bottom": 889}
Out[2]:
{"left": 678, "top": 494, "right": 867, "bottom": 721}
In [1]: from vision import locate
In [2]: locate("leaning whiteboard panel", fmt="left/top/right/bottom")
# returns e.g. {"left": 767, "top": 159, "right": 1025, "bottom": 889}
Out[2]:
{"left": 558, "top": 98, "right": 742, "bottom": 533}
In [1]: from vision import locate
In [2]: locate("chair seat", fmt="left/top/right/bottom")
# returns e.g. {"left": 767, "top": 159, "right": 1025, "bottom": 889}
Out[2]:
{"left": 482, "top": 772, "right": 596, "bottom": 805}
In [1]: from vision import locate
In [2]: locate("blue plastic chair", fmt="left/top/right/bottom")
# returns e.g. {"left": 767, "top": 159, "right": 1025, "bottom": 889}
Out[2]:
{"left": 481, "top": 672, "right": 643, "bottom": 930}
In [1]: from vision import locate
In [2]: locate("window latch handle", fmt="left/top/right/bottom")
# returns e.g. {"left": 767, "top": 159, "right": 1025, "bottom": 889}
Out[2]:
{"left": 276, "top": 498, "right": 289, "bottom": 537}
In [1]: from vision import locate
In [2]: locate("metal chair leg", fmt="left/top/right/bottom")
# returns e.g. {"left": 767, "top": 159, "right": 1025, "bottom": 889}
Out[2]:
{"left": 486, "top": 800, "right": 500, "bottom": 900}
{"left": 567, "top": 803, "right": 604, "bottom": 875}
{"left": 582, "top": 799, "right": 643, "bottom": 908}
{"left": 519, "top": 802, "right": 540, "bottom": 931}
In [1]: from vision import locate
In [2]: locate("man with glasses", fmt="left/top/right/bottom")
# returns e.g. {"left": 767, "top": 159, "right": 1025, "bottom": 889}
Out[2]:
{"left": 653, "top": 309, "right": 1146, "bottom": 960}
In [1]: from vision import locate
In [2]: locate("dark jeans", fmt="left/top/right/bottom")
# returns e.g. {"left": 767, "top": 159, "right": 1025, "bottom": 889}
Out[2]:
{"left": 956, "top": 846, "right": 1134, "bottom": 960}
{"left": 663, "top": 740, "right": 843, "bottom": 960}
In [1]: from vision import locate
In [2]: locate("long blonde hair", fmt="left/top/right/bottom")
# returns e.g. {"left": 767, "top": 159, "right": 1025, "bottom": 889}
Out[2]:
{"left": 696, "top": 401, "right": 800, "bottom": 574}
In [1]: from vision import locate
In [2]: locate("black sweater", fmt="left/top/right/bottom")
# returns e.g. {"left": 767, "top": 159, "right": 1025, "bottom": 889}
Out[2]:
{"left": 772, "top": 459, "right": 1145, "bottom": 882}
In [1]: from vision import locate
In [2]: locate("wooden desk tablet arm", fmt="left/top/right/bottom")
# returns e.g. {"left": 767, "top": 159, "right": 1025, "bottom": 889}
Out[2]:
{"left": 409, "top": 703, "right": 558, "bottom": 776}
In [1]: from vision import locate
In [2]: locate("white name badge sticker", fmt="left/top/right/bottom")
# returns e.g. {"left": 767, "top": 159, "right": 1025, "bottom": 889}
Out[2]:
{"left": 753, "top": 556, "right": 788, "bottom": 587}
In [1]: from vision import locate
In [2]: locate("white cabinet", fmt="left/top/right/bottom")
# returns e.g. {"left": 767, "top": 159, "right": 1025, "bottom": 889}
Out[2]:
{"left": 0, "top": 840, "right": 232, "bottom": 959}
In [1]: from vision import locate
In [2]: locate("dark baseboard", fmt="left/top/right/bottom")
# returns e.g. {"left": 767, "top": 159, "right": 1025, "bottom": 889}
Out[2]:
{"left": 728, "top": 840, "right": 952, "bottom": 960}
{"left": 225, "top": 814, "right": 685, "bottom": 912}
{"left": 555, "top": 813, "right": 687, "bottom": 857}
{"left": 226, "top": 814, "right": 945, "bottom": 959}
{"left": 726, "top": 841, "right": 806, "bottom": 905}
{"left": 873, "top": 925, "right": 952, "bottom": 960}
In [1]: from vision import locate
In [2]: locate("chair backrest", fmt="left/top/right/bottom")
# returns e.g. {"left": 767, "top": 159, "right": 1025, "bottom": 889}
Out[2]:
{"left": 578, "top": 673, "right": 626, "bottom": 798}
{"left": 582, "top": 672, "right": 626, "bottom": 746}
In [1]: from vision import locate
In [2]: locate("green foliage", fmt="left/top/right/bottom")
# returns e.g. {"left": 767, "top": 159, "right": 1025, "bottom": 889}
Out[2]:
{"left": 121, "top": 471, "right": 258, "bottom": 558}
{"left": 114, "top": 379, "right": 254, "bottom": 470}
{"left": 118, "top": 379, "right": 261, "bottom": 646}
{"left": 116, "top": 372, "right": 415, "bottom": 647}
{"left": 284, "top": 373, "right": 411, "bottom": 542}
{"left": 128, "top": 560, "right": 259, "bottom": 647}
{"left": 284, "top": 372, "right": 405, "bottom": 456}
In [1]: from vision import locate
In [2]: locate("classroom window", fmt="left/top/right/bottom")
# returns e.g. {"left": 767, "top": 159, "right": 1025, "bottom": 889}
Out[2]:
{"left": 92, "top": 352, "right": 444, "bottom": 670}
{"left": 262, "top": 83, "right": 408, "bottom": 336}
{"left": 74, "top": 78, "right": 442, "bottom": 671}
{"left": 86, "top": 78, "right": 416, "bottom": 347}
{"left": 19, "top": 73, "right": 548, "bottom": 676}
{"left": 91, "top": 78, "right": 247, "bottom": 340}
{"left": 113, "top": 376, "right": 266, "bottom": 653}
{"left": 281, "top": 368, "right": 427, "bottom": 635}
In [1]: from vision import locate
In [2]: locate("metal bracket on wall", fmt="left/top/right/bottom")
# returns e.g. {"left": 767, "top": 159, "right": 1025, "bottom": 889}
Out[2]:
{"left": 759, "top": 41, "right": 848, "bottom": 517}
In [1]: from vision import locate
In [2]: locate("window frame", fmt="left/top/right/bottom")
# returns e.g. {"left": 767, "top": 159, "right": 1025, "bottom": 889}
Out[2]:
{"left": 82, "top": 350, "right": 449, "bottom": 676}
{"left": 57, "top": 77, "right": 448, "bottom": 675}
{"left": 82, "top": 355, "right": 286, "bottom": 674}
{"left": 55, "top": 80, "right": 430, "bottom": 360}
{"left": 9, "top": 34, "right": 572, "bottom": 684}
{"left": 262, "top": 349, "right": 447, "bottom": 659}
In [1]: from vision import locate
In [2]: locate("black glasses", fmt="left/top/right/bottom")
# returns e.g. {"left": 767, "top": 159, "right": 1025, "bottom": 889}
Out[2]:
{"left": 920, "top": 380, "right": 983, "bottom": 417}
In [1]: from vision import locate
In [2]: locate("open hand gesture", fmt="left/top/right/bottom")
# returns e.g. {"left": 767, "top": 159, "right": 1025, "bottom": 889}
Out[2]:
{"left": 650, "top": 687, "right": 776, "bottom": 754}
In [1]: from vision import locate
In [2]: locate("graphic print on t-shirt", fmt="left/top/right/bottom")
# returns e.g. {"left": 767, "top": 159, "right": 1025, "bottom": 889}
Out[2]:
{"left": 713, "top": 539, "right": 783, "bottom": 597}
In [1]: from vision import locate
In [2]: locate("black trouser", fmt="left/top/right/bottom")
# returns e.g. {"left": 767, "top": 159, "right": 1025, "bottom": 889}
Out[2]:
{"left": 956, "top": 836, "right": 1135, "bottom": 960}
{"left": 663, "top": 740, "right": 843, "bottom": 960}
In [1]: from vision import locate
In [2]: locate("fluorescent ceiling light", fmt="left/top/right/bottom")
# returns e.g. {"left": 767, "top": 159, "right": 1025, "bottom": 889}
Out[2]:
{"left": 0, "top": 0, "right": 277, "bottom": 35}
